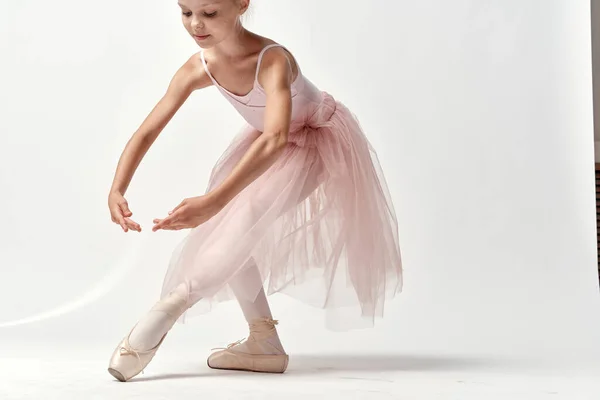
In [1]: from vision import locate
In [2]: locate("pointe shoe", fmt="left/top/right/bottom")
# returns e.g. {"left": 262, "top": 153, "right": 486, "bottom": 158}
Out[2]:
{"left": 107, "top": 326, "right": 167, "bottom": 382}
{"left": 107, "top": 290, "right": 188, "bottom": 382}
{"left": 207, "top": 317, "right": 289, "bottom": 373}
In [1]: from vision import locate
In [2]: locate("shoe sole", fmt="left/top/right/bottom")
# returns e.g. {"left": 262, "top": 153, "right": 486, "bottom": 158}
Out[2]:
{"left": 108, "top": 367, "right": 127, "bottom": 382}
{"left": 107, "top": 331, "right": 169, "bottom": 382}
{"left": 207, "top": 353, "right": 289, "bottom": 373}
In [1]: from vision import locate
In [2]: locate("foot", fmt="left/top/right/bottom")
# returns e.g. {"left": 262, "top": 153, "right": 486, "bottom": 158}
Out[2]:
{"left": 207, "top": 317, "right": 289, "bottom": 373}
{"left": 107, "top": 289, "right": 189, "bottom": 382}
{"left": 107, "top": 328, "right": 167, "bottom": 382}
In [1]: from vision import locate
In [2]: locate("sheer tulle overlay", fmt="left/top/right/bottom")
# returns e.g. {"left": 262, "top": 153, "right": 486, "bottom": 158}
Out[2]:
{"left": 160, "top": 93, "right": 402, "bottom": 330}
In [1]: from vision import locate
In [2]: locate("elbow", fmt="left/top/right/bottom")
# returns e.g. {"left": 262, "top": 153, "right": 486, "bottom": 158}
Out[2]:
{"left": 263, "top": 130, "right": 288, "bottom": 154}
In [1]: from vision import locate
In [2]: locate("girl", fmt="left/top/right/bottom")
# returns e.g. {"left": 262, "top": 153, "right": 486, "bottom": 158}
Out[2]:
{"left": 107, "top": 0, "right": 402, "bottom": 382}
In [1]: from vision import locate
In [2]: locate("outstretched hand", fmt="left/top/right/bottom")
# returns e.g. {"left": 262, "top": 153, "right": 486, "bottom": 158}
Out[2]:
{"left": 152, "top": 195, "right": 224, "bottom": 232}
{"left": 108, "top": 191, "right": 142, "bottom": 233}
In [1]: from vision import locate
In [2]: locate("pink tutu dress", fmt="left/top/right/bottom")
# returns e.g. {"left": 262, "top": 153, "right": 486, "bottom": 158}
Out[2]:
{"left": 160, "top": 44, "right": 403, "bottom": 330}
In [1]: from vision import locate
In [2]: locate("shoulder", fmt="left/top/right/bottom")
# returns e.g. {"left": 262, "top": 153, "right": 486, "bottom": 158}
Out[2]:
{"left": 173, "top": 52, "right": 212, "bottom": 91}
{"left": 260, "top": 45, "right": 291, "bottom": 66}
{"left": 257, "top": 46, "right": 295, "bottom": 89}
{"left": 183, "top": 51, "right": 205, "bottom": 71}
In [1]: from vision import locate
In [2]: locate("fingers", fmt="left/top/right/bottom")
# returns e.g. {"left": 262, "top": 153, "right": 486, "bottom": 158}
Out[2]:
{"left": 153, "top": 210, "right": 187, "bottom": 231}
{"left": 119, "top": 200, "right": 133, "bottom": 217}
{"left": 116, "top": 216, "right": 129, "bottom": 232}
{"left": 152, "top": 215, "right": 176, "bottom": 232}
{"left": 158, "top": 224, "right": 186, "bottom": 231}
{"left": 124, "top": 217, "right": 142, "bottom": 232}
{"left": 169, "top": 200, "right": 187, "bottom": 215}
{"left": 111, "top": 205, "right": 129, "bottom": 232}
{"left": 111, "top": 205, "right": 140, "bottom": 233}
{"left": 153, "top": 217, "right": 198, "bottom": 231}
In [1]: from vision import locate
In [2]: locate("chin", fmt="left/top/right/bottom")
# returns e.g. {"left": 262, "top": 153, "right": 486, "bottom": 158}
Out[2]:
{"left": 194, "top": 38, "right": 218, "bottom": 49}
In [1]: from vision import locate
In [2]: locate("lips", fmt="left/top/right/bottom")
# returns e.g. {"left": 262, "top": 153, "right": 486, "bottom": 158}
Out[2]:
{"left": 194, "top": 34, "right": 210, "bottom": 40}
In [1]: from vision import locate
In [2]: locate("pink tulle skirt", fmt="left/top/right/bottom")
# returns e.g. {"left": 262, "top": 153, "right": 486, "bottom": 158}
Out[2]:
{"left": 160, "top": 93, "right": 402, "bottom": 330}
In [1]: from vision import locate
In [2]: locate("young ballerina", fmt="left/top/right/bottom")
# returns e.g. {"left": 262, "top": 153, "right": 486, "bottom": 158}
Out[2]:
{"left": 107, "top": 0, "right": 402, "bottom": 382}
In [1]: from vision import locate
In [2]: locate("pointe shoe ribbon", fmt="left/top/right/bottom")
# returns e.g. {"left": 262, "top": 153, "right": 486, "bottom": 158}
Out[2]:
{"left": 206, "top": 317, "right": 289, "bottom": 373}
{"left": 107, "top": 289, "right": 189, "bottom": 382}
{"left": 211, "top": 338, "right": 245, "bottom": 352}
{"left": 209, "top": 318, "right": 280, "bottom": 351}
{"left": 108, "top": 328, "right": 168, "bottom": 382}
{"left": 251, "top": 318, "right": 279, "bottom": 329}
{"left": 118, "top": 344, "right": 144, "bottom": 375}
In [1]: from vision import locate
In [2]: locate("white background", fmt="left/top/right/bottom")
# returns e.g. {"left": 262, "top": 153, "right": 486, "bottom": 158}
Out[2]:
{"left": 1, "top": 0, "right": 599, "bottom": 398}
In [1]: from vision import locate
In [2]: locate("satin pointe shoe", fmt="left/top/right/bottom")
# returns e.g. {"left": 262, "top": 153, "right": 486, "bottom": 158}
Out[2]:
{"left": 107, "top": 327, "right": 167, "bottom": 382}
{"left": 207, "top": 317, "right": 289, "bottom": 373}
{"left": 107, "top": 291, "right": 188, "bottom": 382}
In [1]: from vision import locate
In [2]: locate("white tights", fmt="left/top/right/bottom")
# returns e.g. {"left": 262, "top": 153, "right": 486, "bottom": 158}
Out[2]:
{"left": 127, "top": 156, "right": 324, "bottom": 352}
{"left": 228, "top": 260, "right": 285, "bottom": 355}
{"left": 128, "top": 259, "right": 284, "bottom": 354}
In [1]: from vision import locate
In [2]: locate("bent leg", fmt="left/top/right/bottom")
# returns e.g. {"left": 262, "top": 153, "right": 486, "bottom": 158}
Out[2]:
{"left": 218, "top": 152, "right": 325, "bottom": 355}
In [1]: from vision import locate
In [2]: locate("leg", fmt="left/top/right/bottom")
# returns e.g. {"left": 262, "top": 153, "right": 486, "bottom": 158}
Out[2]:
{"left": 128, "top": 283, "right": 190, "bottom": 350}
{"left": 107, "top": 282, "right": 190, "bottom": 382}
{"left": 228, "top": 259, "right": 285, "bottom": 354}
{"left": 109, "top": 145, "right": 325, "bottom": 379}
{"left": 207, "top": 261, "right": 289, "bottom": 372}
{"left": 229, "top": 151, "right": 324, "bottom": 324}
{"left": 207, "top": 153, "right": 325, "bottom": 372}
{"left": 230, "top": 260, "right": 274, "bottom": 322}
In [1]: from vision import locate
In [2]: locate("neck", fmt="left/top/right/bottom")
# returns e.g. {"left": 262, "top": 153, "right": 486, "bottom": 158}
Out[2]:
{"left": 211, "top": 28, "right": 257, "bottom": 60}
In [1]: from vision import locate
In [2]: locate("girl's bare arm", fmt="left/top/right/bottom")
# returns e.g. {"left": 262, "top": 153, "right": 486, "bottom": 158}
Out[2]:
{"left": 208, "top": 48, "right": 293, "bottom": 206}
{"left": 109, "top": 53, "right": 211, "bottom": 195}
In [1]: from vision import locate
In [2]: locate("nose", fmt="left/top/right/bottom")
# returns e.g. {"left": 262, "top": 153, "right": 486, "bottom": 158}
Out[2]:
{"left": 191, "top": 17, "right": 204, "bottom": 31}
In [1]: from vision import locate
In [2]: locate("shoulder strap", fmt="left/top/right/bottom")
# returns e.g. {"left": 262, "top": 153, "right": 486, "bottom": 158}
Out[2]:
{"left": 254, "top": 44, "right": 285, "bottom": 81}
{"left": 199, "top": 50, "right": 219, "bottom": 87}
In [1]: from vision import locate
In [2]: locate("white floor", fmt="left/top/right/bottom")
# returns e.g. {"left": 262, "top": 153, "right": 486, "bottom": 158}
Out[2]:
{"left": 2, "top": 343, "right": 600, "bottom": 400}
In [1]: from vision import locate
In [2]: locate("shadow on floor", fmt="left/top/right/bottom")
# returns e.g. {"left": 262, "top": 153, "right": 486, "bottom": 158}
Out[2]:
{"left": 130, "top": 353, "right": 510, "bottom": 382}
{"left": 287, "top": 354, "right": 509, "bottom": 374}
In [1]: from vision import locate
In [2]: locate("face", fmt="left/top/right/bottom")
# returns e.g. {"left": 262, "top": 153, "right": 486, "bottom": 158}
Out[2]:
{"left": 178, "top": 0, "right": 248, "bottom": 48}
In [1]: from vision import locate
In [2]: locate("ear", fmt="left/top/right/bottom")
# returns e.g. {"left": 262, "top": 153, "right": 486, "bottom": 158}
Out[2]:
{"left": 239, "top": 0, "right": 250, "bottom": 14}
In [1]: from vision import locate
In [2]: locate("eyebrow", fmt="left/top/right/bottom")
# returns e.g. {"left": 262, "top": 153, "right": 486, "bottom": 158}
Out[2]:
{"left": 178, "top": 1, "right": 222, "bottom": 7}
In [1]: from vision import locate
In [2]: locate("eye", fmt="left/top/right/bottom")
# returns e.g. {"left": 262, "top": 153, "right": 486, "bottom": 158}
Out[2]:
{"left": 182, "top": 11, "right": 192, "bottom": 17}
{"left": 203, "top": 11, "right": 218, "bottom": 17}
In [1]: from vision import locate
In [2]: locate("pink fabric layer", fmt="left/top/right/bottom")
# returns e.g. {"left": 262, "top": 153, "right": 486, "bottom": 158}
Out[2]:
{"left": 160, "top": 93, "right": 403, "bottom": 330}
